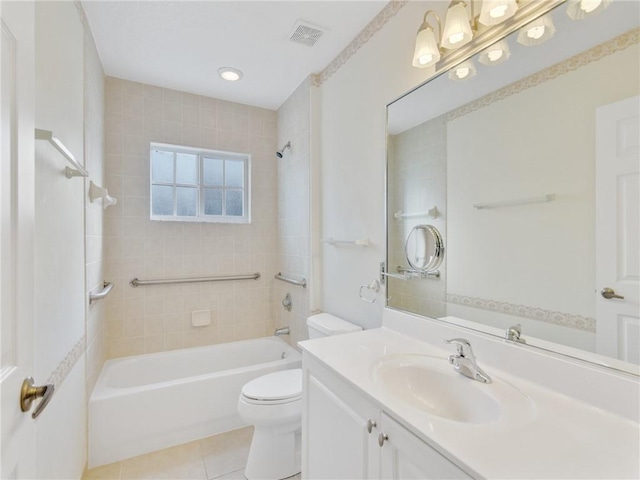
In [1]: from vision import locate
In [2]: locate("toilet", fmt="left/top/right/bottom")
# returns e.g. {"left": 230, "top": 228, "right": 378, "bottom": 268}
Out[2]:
{"left": 237, "top": 313, "right": 362, "bottom": 480}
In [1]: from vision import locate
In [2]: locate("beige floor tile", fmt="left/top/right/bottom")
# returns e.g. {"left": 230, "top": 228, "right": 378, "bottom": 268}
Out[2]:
{"left": 83, "top": 462, "right": 122, "bottom": 480}
{"left": 120, "top": 439, "right": 207, "bottom": 480}
{"left": 200, "top": 427, "right": 253, "bottom": 479}
{"left": 210, "top": 469, "right": 246, "bottom": 480}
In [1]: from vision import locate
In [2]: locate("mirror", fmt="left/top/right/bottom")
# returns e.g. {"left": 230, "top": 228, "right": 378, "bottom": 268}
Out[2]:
{"left": 386, "top": 1, "right": 640, "bottom": 374}
{"left": 405, "top": 225, "right": 445, "bottom": 273}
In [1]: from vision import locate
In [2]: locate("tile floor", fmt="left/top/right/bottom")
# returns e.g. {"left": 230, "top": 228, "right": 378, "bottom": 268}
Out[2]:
{"left": 83, "top": 427, "right": 302, "bottom": 480}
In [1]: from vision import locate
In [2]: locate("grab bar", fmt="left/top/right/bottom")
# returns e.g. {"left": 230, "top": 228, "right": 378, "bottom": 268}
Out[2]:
{"left": 130, "top": 272, "right": 260, "bottom": 287}
{"left": 35, "top": 128, "right": 88, "bottom": 178}
{"left": 89, "top": 281, "right": 114, "bottom": 304}
{"left": 274, "top": 272, "right": 307, "bottom": 288}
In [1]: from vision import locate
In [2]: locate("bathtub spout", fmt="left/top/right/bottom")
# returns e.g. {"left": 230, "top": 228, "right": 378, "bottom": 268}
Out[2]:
{"left": 274, "top": 327, "right": 290, "bottom": 337}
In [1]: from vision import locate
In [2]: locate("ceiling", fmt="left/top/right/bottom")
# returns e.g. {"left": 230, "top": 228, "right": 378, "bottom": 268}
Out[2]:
{"left": 82, "top": 1, "right": 388, "bottom": 110}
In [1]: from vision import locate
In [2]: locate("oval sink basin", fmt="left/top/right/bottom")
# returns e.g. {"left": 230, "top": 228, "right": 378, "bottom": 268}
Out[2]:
{"left": 373, "top": 354, "right": 533, "bottom": 425}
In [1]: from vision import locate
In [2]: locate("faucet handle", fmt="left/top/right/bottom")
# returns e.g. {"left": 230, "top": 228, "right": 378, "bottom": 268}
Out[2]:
{"left": 445, "top": 338, "right": 472, "bottom": 356}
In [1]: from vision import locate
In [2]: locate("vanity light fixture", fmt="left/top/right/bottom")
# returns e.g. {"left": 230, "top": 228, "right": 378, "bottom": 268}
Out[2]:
{"left": 478, "top": 39, "right": 511, "bottom": 66}
{"left": 566, "top": 0, "right": 610, "bottom": 20}
{"left": 448, "top": 59, "right": 477, "bottom": 81}
{"left": 412, "top": 11, "right": 442, "bottom": 68}
{"left": 479, "top": 0, "right": 518, "bottom": 26}
{"left": 517, "top": 15, "right": 556, "bottom": 46}
{"left": 218, "top": 67, "right": 243, "bottom": 82}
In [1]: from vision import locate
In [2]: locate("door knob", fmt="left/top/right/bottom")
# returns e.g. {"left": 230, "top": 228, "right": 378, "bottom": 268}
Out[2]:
{"left": 601, "top": 288, "right": 624, "bottom": 300}
{"left": 378, "top": 432, "right": 388, "bottom": 447}
{"left": 20, "top": 377, "right": 55, "bottom": 419}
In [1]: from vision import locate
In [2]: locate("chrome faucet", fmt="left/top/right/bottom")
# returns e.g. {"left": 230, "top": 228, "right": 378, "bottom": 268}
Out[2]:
{"left": 445, "top": 338, "right": 492, "bottom": 384}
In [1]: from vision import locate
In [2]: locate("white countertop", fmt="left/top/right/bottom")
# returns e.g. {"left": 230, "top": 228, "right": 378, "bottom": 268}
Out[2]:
{"left": 299, "top": 327, "right": 640, "bottom": 480}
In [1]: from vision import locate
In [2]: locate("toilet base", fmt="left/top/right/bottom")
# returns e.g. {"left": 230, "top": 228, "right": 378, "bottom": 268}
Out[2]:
{"left": 244, "top": 428, "right": 301, "bottom": 480}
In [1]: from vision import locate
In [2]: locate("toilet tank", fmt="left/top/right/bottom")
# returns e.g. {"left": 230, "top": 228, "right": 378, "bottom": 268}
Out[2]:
{"left": 307, "top": 313, "right": 362, "bottom": 339}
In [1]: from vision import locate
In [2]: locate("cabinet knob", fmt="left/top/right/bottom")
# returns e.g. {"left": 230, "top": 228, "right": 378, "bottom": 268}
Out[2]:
{"left": 367, "top": 419, "right": 377, "bottom": 433}
{"left": 378, "top": 432, "right": 388, "bottom": 447}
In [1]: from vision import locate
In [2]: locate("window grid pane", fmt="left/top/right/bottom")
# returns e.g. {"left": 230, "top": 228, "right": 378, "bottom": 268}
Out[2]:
{"left": 150, "top": 145, "right": 248, "bottom": 223}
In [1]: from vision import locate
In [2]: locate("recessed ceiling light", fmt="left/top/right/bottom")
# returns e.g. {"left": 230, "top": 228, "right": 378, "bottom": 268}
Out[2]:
{"left": 218, "top": 67, "right": 243, "bottom": 82}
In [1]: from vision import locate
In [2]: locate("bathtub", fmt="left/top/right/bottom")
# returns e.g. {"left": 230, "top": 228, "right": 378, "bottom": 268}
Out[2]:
{"left": 88, "top": 336, "right": 301, "bottom": 468}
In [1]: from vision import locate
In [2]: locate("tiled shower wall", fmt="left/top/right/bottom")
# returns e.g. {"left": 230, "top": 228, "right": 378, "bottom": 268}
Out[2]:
{"left": 388, "top": 116, "right": 447, "bottom": 318}
{"left": 103, "top": 77, "right": 278, "bottom": 358}
{"left": 274, "top": 78, "right": 312, "bottom": 347}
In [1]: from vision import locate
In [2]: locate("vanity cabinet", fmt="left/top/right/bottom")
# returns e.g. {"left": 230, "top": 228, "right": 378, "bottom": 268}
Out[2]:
{"left": 303, "top": 357, "right": 472, "bottom": 480}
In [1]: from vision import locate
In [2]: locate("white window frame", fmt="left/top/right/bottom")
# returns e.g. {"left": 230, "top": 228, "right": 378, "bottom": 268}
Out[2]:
{"left": 150, "top": 142, "right": 251, "bottom": 223}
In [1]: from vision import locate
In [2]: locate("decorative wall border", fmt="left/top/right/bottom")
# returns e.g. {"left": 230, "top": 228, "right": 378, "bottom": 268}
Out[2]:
{"left": 47, "top": 335, "right": 87, "bottom": 387}
{"left": 314, "top": 0, "right": 408, "bottom": 87}
{"left": 447, "top": 27, "right": 640, "bottom": 121}
{"left": 447, "top": 293, "right": 596, "bottom": 333}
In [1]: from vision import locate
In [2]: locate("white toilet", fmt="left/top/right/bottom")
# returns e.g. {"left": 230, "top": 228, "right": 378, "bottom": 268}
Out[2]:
{"left": 237, "top": 313, "right": 362, "bottom": 480}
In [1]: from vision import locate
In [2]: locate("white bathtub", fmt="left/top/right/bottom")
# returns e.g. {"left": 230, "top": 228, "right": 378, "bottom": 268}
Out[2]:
{"left": 88, "top": 336, "right": 301, "bottom": 468}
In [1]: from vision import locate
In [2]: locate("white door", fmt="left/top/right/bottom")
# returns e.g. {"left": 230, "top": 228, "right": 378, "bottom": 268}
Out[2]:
{"left": 595, "top": 96, "right": 640, "bottom": 365}
{"left": 0, "top": 2, "right": 36, "bottom": 478}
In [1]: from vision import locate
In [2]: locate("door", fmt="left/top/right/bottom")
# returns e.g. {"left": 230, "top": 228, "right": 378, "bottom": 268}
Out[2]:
{"left": 0, "top": 2, "right": 35, "bottom": 478}
{"left": 378, "top": 413, "right": 470, "bottom": 480}
{"left": 595, "top": 96, "right": 640, "bottom": 365}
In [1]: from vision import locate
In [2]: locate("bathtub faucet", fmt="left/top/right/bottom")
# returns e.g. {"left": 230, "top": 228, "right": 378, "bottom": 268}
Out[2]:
{"left": 274, "top": 326, "right": 290, "bottom": 337}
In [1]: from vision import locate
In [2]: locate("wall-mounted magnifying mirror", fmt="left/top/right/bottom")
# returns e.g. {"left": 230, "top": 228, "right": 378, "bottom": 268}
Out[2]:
{"left": 405, "top": 225, "right": 444, "bottom": 273}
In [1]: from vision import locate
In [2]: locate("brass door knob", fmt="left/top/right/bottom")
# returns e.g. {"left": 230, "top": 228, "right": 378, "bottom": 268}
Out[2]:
{"left": 20, "top": 377, "right": 55, "bottom": 419}
{"left": 601, "top": 288, "right": 624, "bottom": 300}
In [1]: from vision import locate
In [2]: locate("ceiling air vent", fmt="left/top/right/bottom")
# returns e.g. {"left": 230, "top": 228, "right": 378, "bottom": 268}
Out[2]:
{"left": 289, "top": 21, "right": 324, "bottom": 47}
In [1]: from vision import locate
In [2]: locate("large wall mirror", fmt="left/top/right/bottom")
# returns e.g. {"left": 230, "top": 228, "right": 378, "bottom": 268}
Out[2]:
{"left": 386, "top": 0, "right": 639, "bottom": 375}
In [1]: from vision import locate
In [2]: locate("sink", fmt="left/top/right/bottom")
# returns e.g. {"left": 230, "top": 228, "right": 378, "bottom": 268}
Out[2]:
{"left": 373, "top": 354, "right": 533, "bottom": 425}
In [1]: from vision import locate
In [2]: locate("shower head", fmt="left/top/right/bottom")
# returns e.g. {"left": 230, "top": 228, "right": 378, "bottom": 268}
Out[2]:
{"left": 276, "top": 141, "right": 291, "bottom": 158}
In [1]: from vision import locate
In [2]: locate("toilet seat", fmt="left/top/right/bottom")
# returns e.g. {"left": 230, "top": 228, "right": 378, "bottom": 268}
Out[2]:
{"left": 241, "top": 368, "right": 302, "bottom": 404}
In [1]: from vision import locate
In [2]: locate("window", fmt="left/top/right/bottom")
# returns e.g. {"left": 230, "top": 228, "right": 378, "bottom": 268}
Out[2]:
{"left": 150, "top": 143, "right": 250, "bottom": 223}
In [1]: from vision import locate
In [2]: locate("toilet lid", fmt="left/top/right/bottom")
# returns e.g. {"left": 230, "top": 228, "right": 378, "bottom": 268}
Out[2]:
{"left": 241, "top": 368, "right": 302, "bottom": 401}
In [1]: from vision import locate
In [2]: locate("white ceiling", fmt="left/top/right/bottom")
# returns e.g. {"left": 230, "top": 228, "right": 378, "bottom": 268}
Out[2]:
{"left": 82, "top": 1, "right": 388, "bottom": 110}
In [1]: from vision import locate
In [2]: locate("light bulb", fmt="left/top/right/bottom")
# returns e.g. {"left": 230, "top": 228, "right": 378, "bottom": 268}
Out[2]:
{"left": 479, "top": 40, "right": 510, "bottom": 66}
{"left": 517, "top": 15, "right": 555, "bottom": 46}
{"left": 218, "top": 67, "right": 243, "bottom": 82}
{"left": 487, "top": 49, "right": 503, "bottom": 62}
{"left": 448, "top": 60, "right": 476, "bottom": 82}
{"left": 448, "top": 32, "right": 465, "bottom": 45}
{"left": 456, "top": 67, "right": 470, "bottom": 79}
{"left": 489, "top": 5, "right": 508, "bottom": 18}
{"left": 527, "top": 25, "right": 545, "bottom": 39}
{"left": 419, "top": 54, "right": 433, "bottom": 65}
{"left": 580, "top": 0, "right": 601, "bottom": 13}
{"left": 479, "top": 0, "right": 518, "bottom": 26}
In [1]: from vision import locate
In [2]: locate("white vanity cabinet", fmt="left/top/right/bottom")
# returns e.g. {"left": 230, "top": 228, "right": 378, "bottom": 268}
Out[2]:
{"left": 303, "top": 356, "right": 472, "bottom": 480}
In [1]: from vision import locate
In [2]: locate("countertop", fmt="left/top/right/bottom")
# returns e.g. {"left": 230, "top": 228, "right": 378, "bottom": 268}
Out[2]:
{"left": 299, "top": 327, "right": 640, "bottom": 479}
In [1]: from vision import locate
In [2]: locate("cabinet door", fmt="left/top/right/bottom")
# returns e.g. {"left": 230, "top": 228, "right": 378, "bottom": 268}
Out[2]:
{"left": 379, "top": 413, "right": 472, "bottom": 480}
{"left": 305, "top": 373, "right": 379, "bottom": 479}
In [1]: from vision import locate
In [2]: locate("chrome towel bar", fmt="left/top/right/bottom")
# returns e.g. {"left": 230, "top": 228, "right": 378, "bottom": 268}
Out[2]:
{"left": 89, "top": 281, "right": 114, "bottom": 304}
{"left": 274, "top": 272, "right": 307, "bottom": 288}
{"left": 473, "top": 193, "right": 555, "bottom": 210}
{"left": 130, "top": 273, "right": 261, "bottom": 288}
{"left": 35, "top": 128, "right": 88, "bottom": 178}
